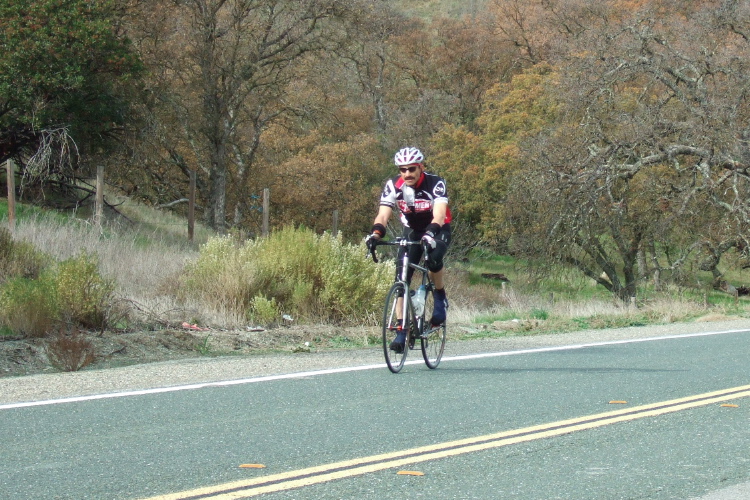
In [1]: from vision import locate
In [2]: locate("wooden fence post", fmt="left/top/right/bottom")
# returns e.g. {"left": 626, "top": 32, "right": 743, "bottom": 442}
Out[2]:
{"left": 6, "top": 160, "right": 15, "bottom": 233}
{"left": 262, "top": 188, "right": 270, "bottom": 237}
{"left": 94, "top": 165, "right": 104, "bottom": 228}
{"left": 332, "top": 210, "right": 339, "bottom": 237}
{"left": 188, "top": 170, "right": 196, "bottom": 242}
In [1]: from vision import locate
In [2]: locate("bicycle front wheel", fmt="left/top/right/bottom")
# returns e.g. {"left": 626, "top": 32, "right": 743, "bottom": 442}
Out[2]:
{"left": 382, "top": 282, "right": 410, "bottom": 373}
{"left": 421, "top": 290, "right": 446, "bottom": 369}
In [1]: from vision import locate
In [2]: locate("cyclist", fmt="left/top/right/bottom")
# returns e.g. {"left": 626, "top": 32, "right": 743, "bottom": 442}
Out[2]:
{"left": 366, "top": 147, "right": 451, "bottom": 353}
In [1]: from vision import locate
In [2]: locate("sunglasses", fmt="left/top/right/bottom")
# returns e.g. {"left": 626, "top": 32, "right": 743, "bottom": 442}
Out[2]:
{"left": 398, "top": 166, "right": 419, "bottom": 173}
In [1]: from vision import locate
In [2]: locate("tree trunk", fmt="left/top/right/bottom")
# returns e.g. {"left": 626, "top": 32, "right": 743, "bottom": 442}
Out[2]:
{"left": 209, "top": 145, "right": 227, "bottom": 233}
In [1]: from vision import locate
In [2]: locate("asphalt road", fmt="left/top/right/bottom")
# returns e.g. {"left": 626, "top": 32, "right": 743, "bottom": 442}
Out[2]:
{"left": 1, "top": 326, "right": 748, "bottom": 499}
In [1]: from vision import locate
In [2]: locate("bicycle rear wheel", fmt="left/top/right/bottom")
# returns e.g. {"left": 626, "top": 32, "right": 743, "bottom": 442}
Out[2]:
{"left": 382, "top": 282, "right": 410, "bottom": 373}
{"left": 421, "top": 289, "right": 446, "bottom": 369}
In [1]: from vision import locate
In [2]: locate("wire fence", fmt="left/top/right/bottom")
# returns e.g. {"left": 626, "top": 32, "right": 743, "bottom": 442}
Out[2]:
{"left": 4, "top": 162, "right": 341, "bottom": 241}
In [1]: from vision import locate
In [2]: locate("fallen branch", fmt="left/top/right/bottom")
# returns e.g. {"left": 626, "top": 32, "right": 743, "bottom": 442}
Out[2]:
{"left": 158, "top": 198, "right": 189, "bottom": 209}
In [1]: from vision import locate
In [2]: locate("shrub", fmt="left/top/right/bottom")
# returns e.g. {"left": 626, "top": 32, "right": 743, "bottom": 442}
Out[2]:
{"left": 46, "top": 329, "right": 96, "bottom": 371}
{"left": 54, "top": 252, "right": 116, "bottom": 330}
{"left": 0, "top": 226, "right": 50, "bottom": 283}
{"left": 248, "top": 295, "right": 280, "bottom": 326}
{"left": 316, "top": 234, "right": 393, "bottom": 320}
{"left": 180, "top": 235, "right": 256, "bottom": 308}
{"left": 181, "top": 227, "right": 394, "bottom": 325}
{"left": 0, "top": 276, "right": 58, "bottom": 338}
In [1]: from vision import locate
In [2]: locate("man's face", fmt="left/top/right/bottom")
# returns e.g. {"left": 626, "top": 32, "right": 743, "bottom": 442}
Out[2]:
{"left": 398, "top": 163, "right": 423, "bottom": 187}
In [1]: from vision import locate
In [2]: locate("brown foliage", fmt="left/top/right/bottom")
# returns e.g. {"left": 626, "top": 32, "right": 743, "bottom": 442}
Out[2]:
{"left": 114, "top": 1, "right": 522, "bottom": 239}
{"left": 259, "top": 133, "right": 389, "bottom": 238}
{"left": 46, "top": 329, "right": 96, "bottom": 372}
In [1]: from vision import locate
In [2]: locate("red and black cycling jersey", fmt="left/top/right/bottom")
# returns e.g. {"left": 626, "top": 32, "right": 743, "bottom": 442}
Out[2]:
{"left": 379, "top": 172, "right": 452, "bottom": 232}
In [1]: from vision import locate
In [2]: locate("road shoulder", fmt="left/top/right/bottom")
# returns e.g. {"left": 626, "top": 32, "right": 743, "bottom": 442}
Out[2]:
{"left": 2, "top": 318, "right": 750, "bottom": 405}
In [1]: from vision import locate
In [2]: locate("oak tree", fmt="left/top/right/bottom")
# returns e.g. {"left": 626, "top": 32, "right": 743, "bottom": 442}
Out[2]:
{"left": 0, "top": 0, "right": 142, "bottom": 194}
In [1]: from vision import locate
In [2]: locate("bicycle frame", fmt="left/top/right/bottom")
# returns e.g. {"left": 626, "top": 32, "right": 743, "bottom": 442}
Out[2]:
{"left": 371, "top": 237, "right": 434, "bottom": 320}
{"left": 396, "top": 239, "right": 432, "bottom": 332}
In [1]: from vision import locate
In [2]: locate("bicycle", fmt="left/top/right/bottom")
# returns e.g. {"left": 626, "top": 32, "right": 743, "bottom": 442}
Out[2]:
{"left": 368, "top": 238, "right": 447, "bottom": 373}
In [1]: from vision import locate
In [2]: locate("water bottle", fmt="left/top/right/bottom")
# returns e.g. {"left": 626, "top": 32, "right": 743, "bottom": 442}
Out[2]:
{"left": 413, "top": 285, "right": 426, "bottom": 316}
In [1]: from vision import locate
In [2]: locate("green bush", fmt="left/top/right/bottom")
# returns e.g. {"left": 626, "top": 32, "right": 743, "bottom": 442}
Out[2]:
{"left": 181, "top": 227, "right": 394, "bottom": 324}
{"left": 180, "top": 235, "right": 258, "bottom": 308}
{"left": 0, "top": 276, "right": 58, "bottom": 338}
{"left": 54, "top": 253, "right": 116, "bottom": 330}
{"left": 316, "top": 234, "right": 394, "bottom": 319}
{"left": 530, "top": 308, "right": 549, "bottom": 320}
{"left": 0, "top": 242, "right": 120, "bottom": 335}
{"left": 248, "top": 295, "right": 280, "bottom": 326}
{"left": 0, "top": 226, "right": 50, "bottom": 282}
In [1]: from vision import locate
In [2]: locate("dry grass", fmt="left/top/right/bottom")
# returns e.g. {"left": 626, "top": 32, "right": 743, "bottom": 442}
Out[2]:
{"left": 449, "top": 275, "right": 749, "bottom": 339}
{"left": 13, "top": 216, "right": 192, "bottom": 296}
{"left": 10, "top": 213, "right": 208, "bottom": 328}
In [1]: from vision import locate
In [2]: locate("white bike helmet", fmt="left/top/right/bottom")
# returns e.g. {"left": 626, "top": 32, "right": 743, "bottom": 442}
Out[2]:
{"left": 394, "top": 147, "right": 424, "bottom": 166}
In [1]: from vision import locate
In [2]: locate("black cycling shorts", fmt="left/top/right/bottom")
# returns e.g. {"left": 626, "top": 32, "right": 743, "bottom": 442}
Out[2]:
{"left": 396, "top": 223, "right": 451, "bottom": 283}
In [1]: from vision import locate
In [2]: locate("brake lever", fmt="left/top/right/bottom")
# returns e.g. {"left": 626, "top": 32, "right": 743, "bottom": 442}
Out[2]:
{"left": 365, "top": 240, "right": 379, "bottom": 263}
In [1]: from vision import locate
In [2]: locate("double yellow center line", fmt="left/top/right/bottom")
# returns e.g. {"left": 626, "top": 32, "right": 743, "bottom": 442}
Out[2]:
{"left": 145, "top": 384, "right": 750, "bottom": 500}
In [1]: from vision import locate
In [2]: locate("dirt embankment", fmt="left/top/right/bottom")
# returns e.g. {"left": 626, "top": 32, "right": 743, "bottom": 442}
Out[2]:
{"left": 0, "top": 323, "right": 378, "bottom": 379}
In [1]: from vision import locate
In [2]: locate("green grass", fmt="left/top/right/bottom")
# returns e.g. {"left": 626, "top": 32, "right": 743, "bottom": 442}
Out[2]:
{"left": 105, "top": 191, "right": 213, "bottom": 247}
{"left": 2, "top": 191, "right": 212, "bottom": 251}
{"left": 459, "top": 248, "right": 613, "bottom": 302}
{"left": 0, "top": 200, "right": 68, "bottom": 223}
{"left": 327, "top": 335, "right": 360, "bottom": 348}
{"left": 449, "top": 245, "right": 750, "bottom": 343}
{"left": 464, "top": 243, "right": 750, "bottom": 303}
{"left": 473, "top": 310, "right": 519, "bottom": 323}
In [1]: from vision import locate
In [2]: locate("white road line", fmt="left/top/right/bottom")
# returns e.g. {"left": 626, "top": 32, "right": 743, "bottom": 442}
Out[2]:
{"left": 2, "top": 328, "right": 747, "bottom": 411}
{"left": 445, "top": 328, "right": 749, "bottom": 361}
